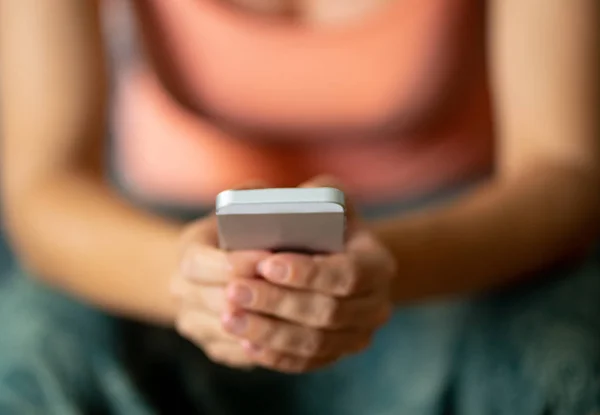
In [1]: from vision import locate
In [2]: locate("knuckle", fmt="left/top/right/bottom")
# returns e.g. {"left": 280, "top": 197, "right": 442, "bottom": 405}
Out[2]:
{"left": 261, "top": 284, "right": 285, "bottom": 311}
{"left": 284, "top": 328, "right": 308, "bottom": 354}
{"left": 175, "top": 313, "right": 196, "bottom": 339}
{"left": 268, "top": 352, "right": 291, "bottom": 370}
{"left": 313, "top": 296, "right": 340, "bottom": 327}
{"left": 337, "top": 257, "right": 359, "bottom": 295}
{"left": 278, "top": 355, "right": 296, "bottom": 371}
{"left": 260, "top": 351, "right": 301, "bottom": 373}
{"left": 254, "top": 320, "right": 278, "bottom": 345}
{"left": 179, "top": 243, "right": 202, "bottom": 278}
{"left": 291, "top": 293, "right": 314, "bottom": 321}
{"left": 297, "top": 258, "right": 318, "bottom": 287}
{"left": 283, "top": 357, "right": 308, "bottom": 373}
{"left": 302, "top": 330, "right": 326, "bottom": 356}
{"left": 323, "top": 255, "right": 357, "bottom": 296}
{"left": 204, "top": 344, "right": 222, "bottom": 361}
{"left": 206, "top": 344, "right": 247, "bottom": 368}
{"left": 295, "top": 359, "right": 313, "bottom": 373}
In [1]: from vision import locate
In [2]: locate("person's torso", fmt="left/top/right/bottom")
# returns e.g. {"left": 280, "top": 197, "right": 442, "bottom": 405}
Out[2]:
{"left": 107, "top": 0, "right": 494, "bottom": 207}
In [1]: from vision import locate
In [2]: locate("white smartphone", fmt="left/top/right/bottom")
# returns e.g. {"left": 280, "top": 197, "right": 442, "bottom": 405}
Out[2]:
{"left": 216, "top": 187, "right": 346, "bottom": 253}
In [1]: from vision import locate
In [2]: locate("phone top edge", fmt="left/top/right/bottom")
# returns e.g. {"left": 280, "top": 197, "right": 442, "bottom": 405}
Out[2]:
{"left": 217, "top": 202, "right": 345, "bottom": 215}
{"left": 216, "top": 187, "right": 345, "bottom": 211}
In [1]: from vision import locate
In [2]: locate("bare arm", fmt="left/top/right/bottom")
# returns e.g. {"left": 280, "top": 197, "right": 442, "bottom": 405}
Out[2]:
{"left": 1, "top": 0, "right": 183, "bottom": 325}
{"left": 375, "top": 0, "right": 600, "bottom": 303}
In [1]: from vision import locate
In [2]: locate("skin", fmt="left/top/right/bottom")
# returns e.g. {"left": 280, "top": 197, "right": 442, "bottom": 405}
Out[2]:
{"left": 1, "top": 0, "right": 598, "bottom": 373}
{"left": 226, "top": 0, "right": 393, "bottom": 24}
{"left": 172, "top": 178, "right": 395, "bottom": 370}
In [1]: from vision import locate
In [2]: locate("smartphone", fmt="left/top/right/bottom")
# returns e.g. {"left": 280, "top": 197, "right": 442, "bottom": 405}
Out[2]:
{"left": 216, "top": 187, "right": 346, "bottom": 253}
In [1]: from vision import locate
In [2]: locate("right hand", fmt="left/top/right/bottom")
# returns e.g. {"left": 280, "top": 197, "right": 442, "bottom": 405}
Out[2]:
{"left": 170, "top": 215, "right": 270, "bottom": 368}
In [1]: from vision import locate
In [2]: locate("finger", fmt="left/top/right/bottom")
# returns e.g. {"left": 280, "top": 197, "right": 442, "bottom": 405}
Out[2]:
{"left": 170, "top": 279, "right": 228, "bottom": 314}
{"left": 227, "top": 250, "right": 271, "bottom": 278}
{"left": 179, "top": 242, "right": 228, "bottom": 284}
{"left": 298, "top": 175, "right": 341, "bottom": 189}
{"left": 187, "top": 182, "right": 271, "bottom": 222}
{"left": 242, "top": 343, "right": 341, "bottom": 374}
{"left": 175, "top": 309, "right": 239, "bottom": 346}
{"left": 345, "top": 229, "right": 397, "bottom": 280}
{"left": 257, "top": 252, "right": 366, "bottom": 296}
{"left": 204, "top": 342, "right": 255, "bottom": 369}
{"left": 257, "top": 234, "right": 393, "bottom": 297}
{"left": 230, "top": 180, "right": 271, "bottom": 191}
{"left": 299, "top": 175, "right": 358, "bottom": 225}
{"left": 222, "top": 311, "right": 371, "bottom": 358}
{"left": 180, "top": 214, "right": 225, "bottom": 248}
{"left": 180, "top": 242, "right": 268, "bottom": 284}
{"left": 226, "top": 278, "right": 388, "bottom": 329}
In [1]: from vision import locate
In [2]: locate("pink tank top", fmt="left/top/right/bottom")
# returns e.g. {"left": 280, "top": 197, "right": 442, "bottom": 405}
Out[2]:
{"left": 109, "top": 0, "right": 494, "bottom": 206}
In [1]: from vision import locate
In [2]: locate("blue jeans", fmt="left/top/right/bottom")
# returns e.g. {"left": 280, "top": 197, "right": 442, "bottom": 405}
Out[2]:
{"left": 1, "top": 186, "right": 599, "bottom": 415}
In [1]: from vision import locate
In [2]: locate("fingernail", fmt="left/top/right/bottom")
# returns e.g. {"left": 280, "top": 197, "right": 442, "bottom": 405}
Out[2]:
{"left": 222, "top": 313, "right": 248, "bottom": 335}
{"left": 258, "top": 260, "right": 289, "bottom": 281}
{"left": 228, "top": 283, "right": 254, "bottom": 306}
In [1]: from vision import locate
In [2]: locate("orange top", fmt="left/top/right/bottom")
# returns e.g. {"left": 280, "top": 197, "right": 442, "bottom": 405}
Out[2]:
{"left": 110, "top": 0, "right": 494, "bottom": 206}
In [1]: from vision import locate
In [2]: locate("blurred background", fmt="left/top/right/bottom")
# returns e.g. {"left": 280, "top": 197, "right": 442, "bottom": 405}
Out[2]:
{"left": 0, "top": 2, "right": 598, "bottom": 415}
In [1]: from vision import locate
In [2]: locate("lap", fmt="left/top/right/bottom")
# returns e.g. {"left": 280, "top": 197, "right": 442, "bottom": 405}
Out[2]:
{"left": 0, "top": 270, "right": 470, "bottom": 415}
{"left": 291, "top": 250, "right": 600, "bottom": 415}
{"left": 457, "top": 250, "right": 600, "bottom": 415}
{"left": 190, "top": 299, "right": 469, "bottom": 415}
{"left": 291, "top": 300, "right": 469, "bottom": 415}
{"left": 1, "top": 251, "right": 598, "bottom": 415}
{"left": 0, "top": 271, "right": 154, "bottom": 415}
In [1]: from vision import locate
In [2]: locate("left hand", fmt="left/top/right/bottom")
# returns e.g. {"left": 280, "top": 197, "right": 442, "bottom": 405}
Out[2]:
{"left": 221, "top": 178, "right": 397, "bottom": 373}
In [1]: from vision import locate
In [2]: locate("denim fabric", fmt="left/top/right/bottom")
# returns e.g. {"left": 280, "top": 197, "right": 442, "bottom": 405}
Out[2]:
{"left": 457, "top": 248, "right": 600, "bottom": 415}
{"left": 0, "top": 182, "right": 598, "bottom": 415}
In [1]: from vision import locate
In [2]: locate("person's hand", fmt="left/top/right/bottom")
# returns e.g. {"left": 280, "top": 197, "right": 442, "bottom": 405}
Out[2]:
{"left": 222, "top": 178, "right": 397, "bottom": 373}
{"left": 170, "top": 191, "right": 271, "bottom": 368}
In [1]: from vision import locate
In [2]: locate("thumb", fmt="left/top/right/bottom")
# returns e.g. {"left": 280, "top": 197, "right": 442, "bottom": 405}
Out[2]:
{"left": 230, "top": 179, "right": 271, "bottom": 191}
{"left": 299, "top": 175, "right": 359, "bottom": 229}
{"left": 299, "top": 175, "right": 342, "bottom": 189}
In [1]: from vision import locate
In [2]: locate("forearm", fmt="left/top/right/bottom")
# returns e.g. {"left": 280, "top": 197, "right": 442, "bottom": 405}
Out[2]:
{"left": 4, "top": 172, "right": 183, "bottom": 326}
{"left": 374, "top": 164, "right": 600, "bottom": 304}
